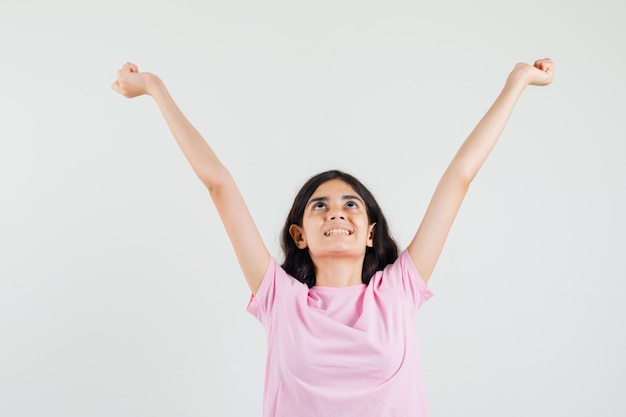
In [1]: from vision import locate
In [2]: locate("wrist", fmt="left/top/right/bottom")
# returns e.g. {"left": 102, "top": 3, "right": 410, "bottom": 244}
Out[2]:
{"left": 505, "top": 64, "right": 531, "bottom": 91}
{"left": 145, "top": 73, "right": 165, "bottom": 97}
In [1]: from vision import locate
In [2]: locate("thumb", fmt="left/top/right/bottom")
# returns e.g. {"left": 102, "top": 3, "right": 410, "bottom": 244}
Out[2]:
{"left": 111, "top": 80, "right": 122, "bottom": 94}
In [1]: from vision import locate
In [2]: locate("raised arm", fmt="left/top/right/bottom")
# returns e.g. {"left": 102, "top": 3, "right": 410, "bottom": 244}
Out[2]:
{"left": 112, "top": 62, "right": 270, "bottom": 294}
{"left": 408, "top": 59, "right": 554, "bottom": 284}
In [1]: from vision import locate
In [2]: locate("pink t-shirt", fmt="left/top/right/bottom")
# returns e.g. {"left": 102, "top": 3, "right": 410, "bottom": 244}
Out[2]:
{"left": 247, "top": 250, "right": 433, "bottom": 417}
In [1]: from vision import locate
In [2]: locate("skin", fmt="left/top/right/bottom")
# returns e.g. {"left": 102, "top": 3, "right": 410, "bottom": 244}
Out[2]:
{"left": 112, "top": 59, "right": 554, "bottom": 294}
{"left": 289, "top": 179, "right": 376, "bottom": 287}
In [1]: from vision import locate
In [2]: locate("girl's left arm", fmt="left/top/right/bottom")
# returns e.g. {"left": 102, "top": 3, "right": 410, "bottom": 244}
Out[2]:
{"left": 408, "top": 58, "right": 554, "bottom": 284}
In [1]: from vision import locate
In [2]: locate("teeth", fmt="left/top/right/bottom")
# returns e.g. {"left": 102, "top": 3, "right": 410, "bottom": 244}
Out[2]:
{"left": 325, "top": 229, "right": 351, "bottom": 236}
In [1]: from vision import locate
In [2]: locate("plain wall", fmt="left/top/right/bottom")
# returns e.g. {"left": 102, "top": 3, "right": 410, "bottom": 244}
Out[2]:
{"left": 1, "top": 0, "right": 624, "bottom": 416}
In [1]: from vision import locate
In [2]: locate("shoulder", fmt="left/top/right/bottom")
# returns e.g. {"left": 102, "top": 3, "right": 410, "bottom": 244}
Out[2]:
{"left": 371, "top": 250, "right": 433, "bottom": 307}
{"left": 247, "top": 256, "right": 308, "bottom": 321}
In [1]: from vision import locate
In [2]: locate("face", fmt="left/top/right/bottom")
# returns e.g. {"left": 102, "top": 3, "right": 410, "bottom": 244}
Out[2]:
{"left": 289, "top": 179, "right": 376, "bottom": 259}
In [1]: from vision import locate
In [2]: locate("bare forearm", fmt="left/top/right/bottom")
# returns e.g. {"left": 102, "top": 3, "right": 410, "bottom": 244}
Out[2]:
{"left": 407, "top": 59, "right": 554, "bottom": 282}
{"left": 112, "top": 62, "right": 271, "bottom": 293}
{"left": 147, "top": 75, "right": 227, "bottom": 191}
{"left": 448, "top": 70, "right": 529, "bottom": 183}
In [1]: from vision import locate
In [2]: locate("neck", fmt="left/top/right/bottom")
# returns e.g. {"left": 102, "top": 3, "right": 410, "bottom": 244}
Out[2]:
{"left": 311, "top": 254, "right": 364, "bottom": 287}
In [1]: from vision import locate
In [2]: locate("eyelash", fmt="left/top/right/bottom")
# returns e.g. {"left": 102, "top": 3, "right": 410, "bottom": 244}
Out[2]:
{"left": 312, "top": 201, "right": 358, "bottom": 210}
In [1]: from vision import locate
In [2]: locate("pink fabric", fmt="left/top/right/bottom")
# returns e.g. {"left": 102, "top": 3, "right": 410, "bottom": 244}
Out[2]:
{"left": 247, "top": 250, "right": 433, "bottom": 417}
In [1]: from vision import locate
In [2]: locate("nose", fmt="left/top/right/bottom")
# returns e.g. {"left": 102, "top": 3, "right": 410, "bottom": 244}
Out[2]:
{"left": 328, "top": 207, "right": 345, "bottom": 221}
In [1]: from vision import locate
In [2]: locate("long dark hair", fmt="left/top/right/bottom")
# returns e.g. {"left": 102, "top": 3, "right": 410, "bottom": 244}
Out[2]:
{"left": 281, "top": 170, "right": 399, "bottom": 287}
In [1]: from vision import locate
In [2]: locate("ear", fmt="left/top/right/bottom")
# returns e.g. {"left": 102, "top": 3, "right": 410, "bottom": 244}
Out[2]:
{"left": 366, "top": 223, "right": 377, "bottom": 247}
{"left": 289, "top": 224, "right": 308, "bottom": 249}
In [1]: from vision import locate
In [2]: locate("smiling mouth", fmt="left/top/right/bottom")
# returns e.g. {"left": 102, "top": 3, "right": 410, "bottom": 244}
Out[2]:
{"left": 324, "top": 229, "right": 352, "bottom": 236}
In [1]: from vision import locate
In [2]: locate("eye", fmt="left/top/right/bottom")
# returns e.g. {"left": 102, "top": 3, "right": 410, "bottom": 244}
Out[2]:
{"left": 345, "top": 201, "right": 358, "bottom": 209}
{"left": 313, "top": 202, "right": 326, "bottom": 210}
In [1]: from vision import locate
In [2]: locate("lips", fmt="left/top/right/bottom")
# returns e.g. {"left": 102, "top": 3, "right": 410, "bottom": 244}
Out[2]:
{"left": 324, "top": 228, "right": 352, "bottom": 236}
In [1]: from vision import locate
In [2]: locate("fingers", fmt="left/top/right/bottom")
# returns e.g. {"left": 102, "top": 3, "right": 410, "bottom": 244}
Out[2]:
{"left": 112, "top": 61, "right": 152, "bottom": 98}
{"left": 112, "top": 62, "right": 138, "bottom": 95}
{"left": 524, "top": 58, "right": 554, "bottom": 86}
{"left": 510, "top": 58, "right": 554, "bottom": 87}
{"left": 125, "top": 62, "right": 138, "bottom": 73}
{"left": 112, "top": 65, "right": 128, "bottom": 95}
{"left": 534, "top": 58, "right": 554, "bottom": 74}
{"left": 117, "top": 62, "right": 138, "bottom": 76}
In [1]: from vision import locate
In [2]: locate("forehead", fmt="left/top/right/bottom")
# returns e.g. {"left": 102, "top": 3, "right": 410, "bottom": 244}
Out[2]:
{"left": 309, "top": 179, "right": 360, "bottom": 199}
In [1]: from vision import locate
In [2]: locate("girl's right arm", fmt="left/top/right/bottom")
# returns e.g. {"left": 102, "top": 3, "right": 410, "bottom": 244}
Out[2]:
{"left": 112, "top": 62, "right": 270, "bottom": 295}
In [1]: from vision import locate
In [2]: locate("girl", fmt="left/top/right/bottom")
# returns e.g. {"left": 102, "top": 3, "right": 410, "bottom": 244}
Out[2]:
{"left": 112, "top": 58, "right": 554, "bottom": 416}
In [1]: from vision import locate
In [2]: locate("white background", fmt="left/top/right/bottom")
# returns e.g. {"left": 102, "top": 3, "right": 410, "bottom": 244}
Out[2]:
{"left": 1, "top": 0, "right": 624, "bottom": 416}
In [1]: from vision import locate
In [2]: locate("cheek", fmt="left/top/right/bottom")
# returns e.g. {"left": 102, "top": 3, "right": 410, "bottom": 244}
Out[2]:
{"left": 301, "top": 217, "right": 319, "bottom": 235}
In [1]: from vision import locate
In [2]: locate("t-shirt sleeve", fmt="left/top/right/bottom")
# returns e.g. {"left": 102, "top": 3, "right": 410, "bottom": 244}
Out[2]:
{"left": 246, "top": 256, "right": 304, "bottom": 324}
{"left": 246, "top": 256, "right": 278, "bottom": 324}
{"left": 375, "top": 249, "right": 433, "bottom": 313}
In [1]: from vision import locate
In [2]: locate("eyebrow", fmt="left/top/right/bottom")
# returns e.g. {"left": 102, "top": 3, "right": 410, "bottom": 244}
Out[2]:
{"left": 307, "top": 194, "right": 364, "bottom": 205}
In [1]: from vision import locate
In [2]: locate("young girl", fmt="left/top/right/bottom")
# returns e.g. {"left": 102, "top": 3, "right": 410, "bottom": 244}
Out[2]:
{"left": 112, "top": 58, "right": 554, "bottom": 416}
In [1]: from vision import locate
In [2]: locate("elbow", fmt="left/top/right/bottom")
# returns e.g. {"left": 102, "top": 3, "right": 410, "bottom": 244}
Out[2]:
{"left": 200, "top": 164, "right": 232, "bottom": 194}
{"left": 444, "top": 165, "right": 474, "bottom": 188}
